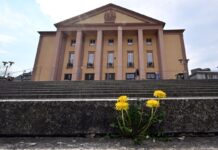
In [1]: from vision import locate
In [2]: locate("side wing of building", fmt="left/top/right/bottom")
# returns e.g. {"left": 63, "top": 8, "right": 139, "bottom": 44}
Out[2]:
{"left": 32, "top": 32, "right": 56, "bottom": 81}
{"left": 163, "top": 30, "right": 188, "bottom": 79}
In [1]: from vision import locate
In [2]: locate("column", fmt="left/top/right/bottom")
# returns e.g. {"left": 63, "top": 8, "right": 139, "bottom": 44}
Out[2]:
{"left": 74, "top": 31, "right": 83, "bottom": 80}
{"left": 51, "top": 31, "right": 63, "bottom": 80}
{"left": 157, "top": 29, "right": 166, "bottom": 79}
{"left": 117, "top": 26, "right": 123, "bottom": 80}
{"left": 138, "top": 29, "right": 145, "bottom": 79}
{"left": 94, "top": 30, "right": 103, "bottom": 80}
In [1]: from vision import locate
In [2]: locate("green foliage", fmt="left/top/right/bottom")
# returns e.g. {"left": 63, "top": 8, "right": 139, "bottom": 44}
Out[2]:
{"left": 112, "top": 100, "right": 165, "bottom": 144}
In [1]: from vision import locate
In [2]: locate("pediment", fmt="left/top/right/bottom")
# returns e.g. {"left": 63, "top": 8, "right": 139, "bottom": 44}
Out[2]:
{"left": 55, "top": 3, "right": 165, "bottom": 27}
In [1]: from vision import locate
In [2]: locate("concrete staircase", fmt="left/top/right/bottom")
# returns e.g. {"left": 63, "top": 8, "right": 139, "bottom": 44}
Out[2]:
{"left": 0, "top": 80, "right": 218, "bottom": 99}
{"left": 0, "top": 80, "right": 218, "bottom": 136}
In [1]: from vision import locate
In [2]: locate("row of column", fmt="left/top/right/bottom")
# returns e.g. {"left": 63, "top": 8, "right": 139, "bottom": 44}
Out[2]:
{"left": 52, "top": 28, "right": 165, "bottom": 81}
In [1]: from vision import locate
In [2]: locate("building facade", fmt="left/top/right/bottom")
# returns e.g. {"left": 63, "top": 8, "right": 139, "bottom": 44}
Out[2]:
{"left": 32, "top": 3, "right": 189, "bottom": 81}
{"left": 190, "top": 68, "right": 218, "bottom": 80}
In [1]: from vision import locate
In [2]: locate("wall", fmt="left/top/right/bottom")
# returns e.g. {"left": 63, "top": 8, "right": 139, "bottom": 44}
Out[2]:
{"left": 163, "top": 33, "right": 185, "bottom": 79}
{"left": 0, "top": 98, "right": 217, "bottom": 136}
{"left": 33, "top": 34, "right": 56, "bottom": 81}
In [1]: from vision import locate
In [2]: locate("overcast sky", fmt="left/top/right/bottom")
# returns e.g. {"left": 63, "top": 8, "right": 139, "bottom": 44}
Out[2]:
{"left": 0, "top": 0, "right": 218, "bottom": 76}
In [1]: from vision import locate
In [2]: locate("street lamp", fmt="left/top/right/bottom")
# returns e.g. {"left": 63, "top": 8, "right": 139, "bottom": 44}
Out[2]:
{"left": 2, "top": 61, "right": 14, "bottom": 77}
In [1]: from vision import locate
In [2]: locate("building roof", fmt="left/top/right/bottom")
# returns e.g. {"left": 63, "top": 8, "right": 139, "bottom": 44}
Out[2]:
{"left": 54, "top": 3, "right": 165, "bottom": 28}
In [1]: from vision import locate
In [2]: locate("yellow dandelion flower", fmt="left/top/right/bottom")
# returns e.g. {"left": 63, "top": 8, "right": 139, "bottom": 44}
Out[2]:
{"left": 153, "top": 90, "right": 166, "bottom": 98}
{"left": 115, "top": 102, "right": 129, "bottom": 111}
{"left": 117, "top": 95, "right": 128, "bottom": 102}
{"left": 146, "top": 99, "right": 160, "bottom": 108}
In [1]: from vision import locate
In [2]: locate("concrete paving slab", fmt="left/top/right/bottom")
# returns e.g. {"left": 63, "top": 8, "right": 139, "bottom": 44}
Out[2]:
{"left": 0, "top": 136, "right": 218, "bottom": 150}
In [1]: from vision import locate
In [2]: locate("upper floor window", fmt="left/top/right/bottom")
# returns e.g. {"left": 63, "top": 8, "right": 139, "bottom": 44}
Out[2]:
{"left": 90, "top": 39, "right": 96, "bottom": 46}
{"left": 67, "top": 52, "right": 74, "bottom": 68}
{"left": 147, "top": 51, "right": 154, "bottom": 67}
{"left": 87, "top": 52, "right": 95, "bottom": 68}
{"left": 146, "top": 38, "right": 152, "bottom": 45}
{"left": 127, "top": 51, "right": 134, "bottom": 67}
{"left": 107, "top": 52, "right": 114, "bottom": 68}
{"left": 71, "top": 39, "right": 76, "bottom": 47}
{"left": 127, "top": 39, "right": 133, "bottom": 45}
{"left": 108, "top": 39, "right": 114, "bottom": 46}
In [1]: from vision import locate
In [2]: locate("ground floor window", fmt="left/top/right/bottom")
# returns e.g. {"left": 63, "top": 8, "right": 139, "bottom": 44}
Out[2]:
{"left": 126, "top": 73, "right": 135, "bottom": 80}
{"left": 64, "top": 74, "right": 72, "bottom": 80}
{"left": 105, "top": 73, "right": 115, "bottom": 80}
{"left": 85, "top": 73, "right": 95, "bottom": 80}
{"left": 146, "top": 72, "right": 156, "bottom": 79}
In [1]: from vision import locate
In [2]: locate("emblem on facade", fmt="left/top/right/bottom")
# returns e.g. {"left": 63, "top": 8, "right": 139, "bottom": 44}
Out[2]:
{"left": 104, "top": 9, "right": 116, "bottom": 23}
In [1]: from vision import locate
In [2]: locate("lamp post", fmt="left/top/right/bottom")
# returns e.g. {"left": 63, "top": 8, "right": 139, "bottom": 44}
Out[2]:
{"left": 2, "top": 61, "right": 14, "bottom": 77}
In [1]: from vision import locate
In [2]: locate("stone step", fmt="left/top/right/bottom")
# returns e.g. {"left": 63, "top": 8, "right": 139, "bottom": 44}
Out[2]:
{"left": 1, "top": 92, "right": 218, "bottom": 99}
{"left": 1, "top": 80, "right": 218, "bottom": 99}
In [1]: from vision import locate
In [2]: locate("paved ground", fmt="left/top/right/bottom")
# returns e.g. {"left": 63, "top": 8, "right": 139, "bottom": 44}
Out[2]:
{"left": 0, "top": 136, "right": 218, "bottom": 150}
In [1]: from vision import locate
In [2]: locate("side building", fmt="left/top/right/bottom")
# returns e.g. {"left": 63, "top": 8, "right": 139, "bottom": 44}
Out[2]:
{"left": 32, "top": 3, "right": 189, "bottom": 81}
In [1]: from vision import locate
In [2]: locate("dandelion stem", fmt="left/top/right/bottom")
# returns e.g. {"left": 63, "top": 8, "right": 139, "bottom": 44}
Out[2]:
{"left": 121, "top": 110, "right": 126, "bottom": 127}
{"left": 139, "top": 108, "right": 155, "bottom": 135}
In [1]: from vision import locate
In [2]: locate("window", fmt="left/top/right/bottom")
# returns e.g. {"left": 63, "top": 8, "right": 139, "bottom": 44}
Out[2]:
{"left": 64, "top": 74, "right": 72, "bottom": 80}
{"left": 85, "top": 73, "right": 94, "bottom": 80}
{"left": 146, "top": 38, "right": 152, "bottom": 45}
{"left": 107, "top": 52, "right": 114, "bottom": 68}
{"left": 126, "top": 73, "right": 135, "bottom": 80}
{"left": 105, "top": 73, "right": 115, "bottom": 80}
{"left": 67, "top": 52, "right": 74, "bottom": 68}
{"left": 127, "top": 39, "right": 133, "bottom": 45}
{"left": 90, "top": 39, "right": 96, "bottom": 46}
{"left": 127, "top": 51, "right": 134, "bottom": 67}
{"left": 108, "top": 39, "right": 114, "bottom": 46}
{"left": 87, "top": 52, "right": 95, "bottom": 68}
{"left": 146, "top": 72, "right": 156, "bottom": 79}
{"left": 147, "top": 51, "right": 154, "bottom": 67}
{"left": 71, "top": 39, "right": 76, "bottom": 47}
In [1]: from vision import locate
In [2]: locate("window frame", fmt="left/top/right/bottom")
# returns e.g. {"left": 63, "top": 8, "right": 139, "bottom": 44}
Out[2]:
{"left": 105, "top": 73, "right": 115, "bottom": 80}
{"left": 127, "top": 39, "right": 133, "bottom": 45}
{"left": 127, "top": 51, "right": 134, "bottom": 68}
{"left": 108, "top": 39, "right": 114, "bottom": 46}
{"left": 126, "top": 73, "right": 135, "bottom": 80}
{"left": 89, "top": 39, "right": 96, "bottom": 46}
{"left": 146, "top": 72, "right": 156, "bottom": 79}
{"left": 71, "top": 39, "right": 76, "bottom": 47}
{"left": 147, "top": 50, "right": 154, "bottom": 68}
{"left": 146, "top": 38, "right": 152, "bottom": 46}
{"left": 67, "top": 52, "right": 74, "bottom": 68}
{"left": 107, "top": 51, "right": 114, "bottom": 68}
{"left": 87, "top": 52, "right": 95, "bottom": 68}
{"left": 64, "top": 74, "right": 72, "bottom": 80}
{"left": 85, "top": 73, "right": 95, "bottom": 80}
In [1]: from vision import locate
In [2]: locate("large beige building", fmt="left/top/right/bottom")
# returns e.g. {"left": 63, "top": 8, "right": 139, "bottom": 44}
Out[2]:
{"left": 32, "top": 3, "right": 189, "bottom": 81}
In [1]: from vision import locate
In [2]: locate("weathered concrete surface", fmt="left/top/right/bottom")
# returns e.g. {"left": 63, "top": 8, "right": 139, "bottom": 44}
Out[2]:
{"left": 0, "top": 98, "right": 218, "bottom": 136}
{"left": 0, "top": 136, "right": 218, "bottom": 149}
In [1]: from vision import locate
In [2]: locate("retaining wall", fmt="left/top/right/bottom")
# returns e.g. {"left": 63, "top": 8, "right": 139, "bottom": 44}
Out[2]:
{"left": 0, "top": 98, "right": 218, "bottom": 136}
